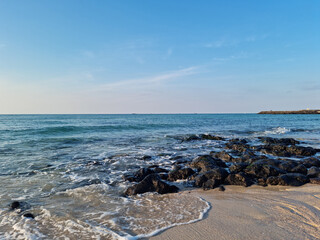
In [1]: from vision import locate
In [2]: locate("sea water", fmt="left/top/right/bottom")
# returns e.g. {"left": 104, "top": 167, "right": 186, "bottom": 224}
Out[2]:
{"left": 0, "top": 114, "right": 319, "bottom": 239}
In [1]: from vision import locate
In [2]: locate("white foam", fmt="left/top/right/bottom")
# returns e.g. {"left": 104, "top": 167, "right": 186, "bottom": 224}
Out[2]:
{"left": 263, "top": 127, "right": 290, "bottom": 135}
{"left": 122, "top": 196, "right": 211, "bottom": 240}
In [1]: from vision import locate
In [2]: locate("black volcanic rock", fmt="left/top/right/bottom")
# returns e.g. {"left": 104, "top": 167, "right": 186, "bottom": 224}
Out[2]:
{"left": 302, "top": 158, "right": 320, "bottom": 168}
{"left": 189, "top": 155, "right": 226, "bottom": 172}
{"left": 212, "top": 151, "right": 233, "bottom": 162}
{"left": 258, "top": 137, "right": 299, "bottom": 145}
{"left": 307, "top": 167, "right": 320, "bottom": 178}
{"left": 168, "top": 168, "right": 195, "bottom": 181}
{"left": 224, "top": 172, "right": 254, "bottom": 187}
{"left": 125, "top": 174, "right": 179, "bottom": 196}
{"left": 123, "top": 168, "right": 155, "bottom": 182}
{"left": 261, "top": 144, "right": 317, "bottom": 157}
{"left": 266, "top": 173, "right": 309, "bottom": 186}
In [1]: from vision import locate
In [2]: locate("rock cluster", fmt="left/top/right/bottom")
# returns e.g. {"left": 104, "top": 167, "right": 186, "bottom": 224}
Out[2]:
{"left": 123, "top": 136, "right": 320, "bottom": 195}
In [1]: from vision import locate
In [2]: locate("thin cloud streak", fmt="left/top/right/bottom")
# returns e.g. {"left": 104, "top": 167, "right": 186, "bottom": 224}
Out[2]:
{"left": 93, "top": 66, "right": 200, "bottom": 91}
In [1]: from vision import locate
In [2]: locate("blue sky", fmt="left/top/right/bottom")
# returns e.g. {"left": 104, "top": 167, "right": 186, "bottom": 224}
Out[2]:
{"left": 0, "top": 0, "right": 319, "bottom": 113}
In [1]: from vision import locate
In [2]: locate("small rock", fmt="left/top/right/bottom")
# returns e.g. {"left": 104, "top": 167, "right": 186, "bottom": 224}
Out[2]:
{"left": 10, "top": 201, "right": 20, "bottom": 210}
{"left": 218, "top": 185, "right": 225, "bottom": 191}
{"left": 125, "top": 174, "right": 179, "bottom": 196}
{"left": 23, "top": 213, "right": 34, "bottom": 219}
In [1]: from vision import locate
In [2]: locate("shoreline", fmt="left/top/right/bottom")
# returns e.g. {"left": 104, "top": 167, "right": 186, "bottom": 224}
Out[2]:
{"left": 149, "top": 184, "right": 320, "bottom": 240}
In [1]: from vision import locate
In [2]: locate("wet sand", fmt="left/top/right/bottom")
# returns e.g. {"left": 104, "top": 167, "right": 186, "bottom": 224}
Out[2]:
{"left": 150, "top": 184, "right": 320, "bottom": 240}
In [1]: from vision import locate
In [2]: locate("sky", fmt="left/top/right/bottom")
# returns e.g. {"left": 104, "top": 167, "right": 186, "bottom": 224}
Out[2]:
{"left": 0, "top": 0, "right": 319, "bottom": 114}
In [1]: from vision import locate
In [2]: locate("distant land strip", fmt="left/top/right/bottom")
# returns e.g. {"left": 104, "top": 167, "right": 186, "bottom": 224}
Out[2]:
{"left": 258, "top": 110, "right": 320, "bottom": 114}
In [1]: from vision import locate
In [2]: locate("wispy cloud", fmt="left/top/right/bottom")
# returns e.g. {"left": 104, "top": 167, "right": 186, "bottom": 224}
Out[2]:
{"left": 204, "top": 34, "right": 269, "bottom": 48}
{"left": 93, "top": 66, "right": 199, "bottom": 91}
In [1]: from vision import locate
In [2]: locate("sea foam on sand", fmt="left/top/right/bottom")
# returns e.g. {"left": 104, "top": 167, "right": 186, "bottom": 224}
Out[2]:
{"left": 150, "top": 184, "right": 320, "bottom": 240}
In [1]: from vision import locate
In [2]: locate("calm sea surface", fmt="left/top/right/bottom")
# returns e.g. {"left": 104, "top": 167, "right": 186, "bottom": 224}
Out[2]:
{"left": 0, "top": 114, "right": 319, "bottom": 239}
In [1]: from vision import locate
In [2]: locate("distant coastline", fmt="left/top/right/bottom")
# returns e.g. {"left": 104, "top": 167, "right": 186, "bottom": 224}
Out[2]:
{"left": 258, "top": 110, "right": 320, "bottom": 114}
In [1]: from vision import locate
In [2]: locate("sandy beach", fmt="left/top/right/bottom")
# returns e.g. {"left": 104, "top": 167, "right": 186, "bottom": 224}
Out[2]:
{"left": 150, "top": 184, "right": 320, "bottom": 240}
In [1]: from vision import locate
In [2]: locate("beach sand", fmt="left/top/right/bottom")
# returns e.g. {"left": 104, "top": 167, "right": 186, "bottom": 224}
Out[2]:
{"left": 150, "top": 184, "right": 320, "bottom": 240}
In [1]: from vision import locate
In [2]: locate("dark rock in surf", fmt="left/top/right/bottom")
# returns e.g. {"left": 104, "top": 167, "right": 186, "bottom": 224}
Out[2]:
{"left": 225, "top": 142, "right": 250, "bottom": 153}
{"left": 189, "top": 155, "right": 227, "bottom": 172}
{"left": 212, "top": 151, "right": 233, "bottom": 162}
{"left": 258, "top": 137, "right": 299, "bottom": 145}
{"left": 141, "top": 155, "right": 152, "bottom": 161}
{"left": 23, "top": 213, "right": 35, "bottom": 219}
{"left": 200, "top": 134, "right": 225, "bottom": 141}
{"left": 260, "top": 144, "right": 317, "bottom": 157}
{"left": 125, "top": 174, "right": 179, "bottom": 196}
{"left": 10, "top": 201, "right": 21, "bottom": 210}
{"left": 123, "top": 168, "right": 155, "bottom": 182}
{"left": 266, "top": 173, "right": 309, "bottom": 186}
{"left": 168, "top": 168, "right": 195, "bottom": 181}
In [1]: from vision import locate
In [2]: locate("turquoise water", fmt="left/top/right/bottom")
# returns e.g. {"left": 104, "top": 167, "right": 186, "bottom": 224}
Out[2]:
{"left": 0, "top": 114, "right": 319, "bottom": 239}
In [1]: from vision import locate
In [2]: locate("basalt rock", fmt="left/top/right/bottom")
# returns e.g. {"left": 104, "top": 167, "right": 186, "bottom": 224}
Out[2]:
{"left": 168, "top": 168, "right": 195, "bottom": 181}
{"left": 125, "top": 174, "right": 179, "bottom": 196}
{"left": 258, "top": 137, "right": 299, "bottom": 145}
{"left": 266, "top": 173, "right": 309, "bottom": 186}
{"left": 309, "top": 178, "right": 320, "bottom": 184}
{"left": 229, "top": 163, "right": 249, "bottom": 173}
{"left": 23, "top": 213, "right": 35, "bottom": 219}
{"left": 261, "top": 144, "right": 317, "bottom": 157}
{"left": 212, "top": 151, "right": 233, "bottom": 162}
{"left": 302, "top": 157, "right": 320, "bottom": 168}
{"left": 194, "top": 167, "right": 228, "bottom": 188}
{"left": 225, "top": 142, "right": 250, "bottom": 153}
{"left": 200, "top": 134, "right": 225, "bottom": 141}
{"left": 224, "top": 172, "right": 254, "bottom": 187}
{"left": 244, "top": 163, "right": 285, "bottom": 179}
{"left": 123, "top": 168, "right": 155, "bottom": 182}
{"left": 289, "top": 164, "right": 307, "bottom": 175}
{"left": 307, "top": 167, "right": 320, "bottom": 178}
{"left": 189, "top": 155, "right": 227, "bottom": 172}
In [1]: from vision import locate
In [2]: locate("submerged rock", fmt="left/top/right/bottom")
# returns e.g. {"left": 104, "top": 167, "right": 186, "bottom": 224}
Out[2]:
{"left": 125, "top": 174, "right": 179, "bottom": 196}
{"left": 266, "top": 173, "right": 309, "bottom": 186}
{"left": 200, "top": 134, "right": 225, "bottom": 141}
{"left": 23, "top": 213, "right": 35, "bottom": 219}
{"left": 10, "top": 201, "right": 21, "bottom": 210}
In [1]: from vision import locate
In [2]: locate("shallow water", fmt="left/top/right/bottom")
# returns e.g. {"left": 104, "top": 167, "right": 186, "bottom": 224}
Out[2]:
{"left": 0, "top": 114, "right": 319, "bottom": 239}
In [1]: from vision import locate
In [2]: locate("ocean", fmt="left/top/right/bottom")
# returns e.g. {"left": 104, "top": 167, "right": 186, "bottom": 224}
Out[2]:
{"left": 0, "top": 114, "right": 319, "bottom": 239}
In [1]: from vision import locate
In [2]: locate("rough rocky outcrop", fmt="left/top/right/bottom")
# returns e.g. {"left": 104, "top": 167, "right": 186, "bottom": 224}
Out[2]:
{"left": 125, "top": 174, "right": 179, "bottom": 196}
{"left": 189, "top": 155, "right": 227, "bottom": 172}
{"left": 123, "top": 168, "right": 154, "bottom": 182}
{"left": 266, "top": 173, "right": 309, "bottom": 186}
{"left": 168, "top": 168, "right": 195, "bottom": 181}
{"left": 258, "top": 137, "right": 299, "bottom": 145}
{"left": 225, "top": 172, "right": 254, "bottom": 187}
{"left": 261, "top": 144, "right": 317, "bottom": 157}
